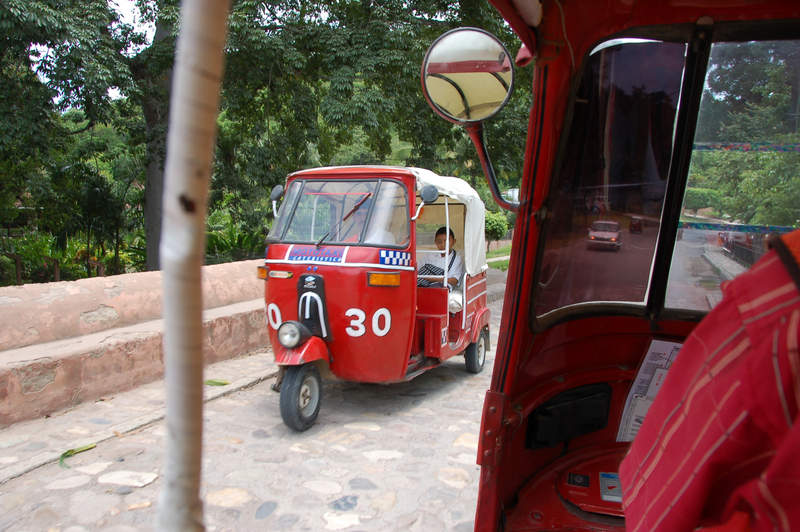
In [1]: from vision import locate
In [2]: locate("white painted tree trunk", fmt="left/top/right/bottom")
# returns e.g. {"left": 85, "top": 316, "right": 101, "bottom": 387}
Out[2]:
{"left": 157, "top": 0, "right": 230, "bottom": 530}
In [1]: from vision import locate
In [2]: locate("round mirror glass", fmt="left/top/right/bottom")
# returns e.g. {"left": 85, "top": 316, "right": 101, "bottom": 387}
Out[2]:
{"left": 422, "top": 28, "right": 515, "bottom": 124}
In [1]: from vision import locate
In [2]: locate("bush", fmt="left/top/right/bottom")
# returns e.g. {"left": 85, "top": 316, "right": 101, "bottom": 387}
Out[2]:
{"left": 684, "top": 188, "right": 718, "bottom": 215}
{"left": 485, "top": 211, "right": 508, "bottom": 249}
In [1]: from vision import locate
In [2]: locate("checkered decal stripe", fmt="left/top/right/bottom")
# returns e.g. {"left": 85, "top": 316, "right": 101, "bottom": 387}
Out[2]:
{"left": 380, "top": 250, "right": 411, "bottom": 266}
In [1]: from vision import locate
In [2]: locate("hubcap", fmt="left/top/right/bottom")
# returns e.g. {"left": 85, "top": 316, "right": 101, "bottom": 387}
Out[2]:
{"left": 299, "top": 377, "right": 319, "bottom": 416}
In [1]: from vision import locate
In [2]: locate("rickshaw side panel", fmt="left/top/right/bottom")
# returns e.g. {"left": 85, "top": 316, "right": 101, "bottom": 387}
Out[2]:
{"left": 464, "top": 271, "right": 490, "bottom": 343}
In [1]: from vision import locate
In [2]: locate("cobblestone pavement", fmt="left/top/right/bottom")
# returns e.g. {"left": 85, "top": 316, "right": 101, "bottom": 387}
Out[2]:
{"left": 0, "top": 298, "right": 504, "bottom": 532}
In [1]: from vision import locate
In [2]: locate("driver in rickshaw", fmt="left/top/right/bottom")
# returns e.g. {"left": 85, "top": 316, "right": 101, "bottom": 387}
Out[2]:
{"left": 417, "top": 227, "right": 464, "bottom": 289}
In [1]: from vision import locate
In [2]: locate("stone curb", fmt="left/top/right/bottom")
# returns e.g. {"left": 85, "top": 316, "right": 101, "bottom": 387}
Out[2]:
{"left": 702, "top": 249, "right": 747, "bottom": 281}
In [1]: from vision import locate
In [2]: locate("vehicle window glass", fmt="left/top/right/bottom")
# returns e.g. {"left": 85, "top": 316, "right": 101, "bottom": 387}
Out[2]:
{"left": 533, "top": 40, "right": 687, "bottom": 317}
{"left": 370, "top": 181, "right": 410, "bottom": 246}
{"left": 273, "top": 180, "right": 409, "bottom": 246}
{"left": 666, "top": 40, "right": 800, "bottom": 311}
{"left": 284, "top": 185, "right": 336, "bottom": 242}
{"left": 283, "top": 181, "right": 375, "bottom": 243}
{"left": 267, "top": 180, "right": 302, "bottom": 241}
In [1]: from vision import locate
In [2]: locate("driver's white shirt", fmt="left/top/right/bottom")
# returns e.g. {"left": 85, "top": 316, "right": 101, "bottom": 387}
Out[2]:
{"left": 419, "top": 249, "right": 464, "bottom": 288}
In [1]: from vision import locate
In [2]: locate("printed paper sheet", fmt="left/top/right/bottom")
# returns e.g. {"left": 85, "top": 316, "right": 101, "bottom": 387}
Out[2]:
{"left": 616, "top": 339, "right": 682, "bottom": 442}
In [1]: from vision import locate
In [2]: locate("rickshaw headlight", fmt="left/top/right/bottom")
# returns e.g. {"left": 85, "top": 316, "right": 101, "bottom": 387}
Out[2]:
{"left": 277, "top": 321, "right": 311, "bottom": 348}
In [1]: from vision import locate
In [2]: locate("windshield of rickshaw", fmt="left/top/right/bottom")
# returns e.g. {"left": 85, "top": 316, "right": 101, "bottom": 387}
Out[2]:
{"left": 665, "top": 40, "right": 800, "bottom": 311}
{"left": 267, "top": 179, "right": 410, "bottom": 247}
{"left": 532, "top": 37, "right": 799, "bottom": 319}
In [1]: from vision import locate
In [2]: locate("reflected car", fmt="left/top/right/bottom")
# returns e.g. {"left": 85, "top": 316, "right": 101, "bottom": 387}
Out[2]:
{"left": 588, "top": 220, "right": 622, "bottom": 251}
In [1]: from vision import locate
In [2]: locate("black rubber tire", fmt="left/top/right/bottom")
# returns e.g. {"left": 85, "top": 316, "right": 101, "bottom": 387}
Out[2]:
{"left": 465, "top": 327, "right": 488, "bottom": 374}
{"left": 279, "top": 364, "right": 322, "bottom": 431}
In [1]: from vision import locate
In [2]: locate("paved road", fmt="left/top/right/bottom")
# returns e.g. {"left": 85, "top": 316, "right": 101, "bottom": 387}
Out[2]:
{"left": 665, "top": 229, "right": 724, "bottom": 311}
{"left": 0, "top": 298, "right": 505, "bottom": 532}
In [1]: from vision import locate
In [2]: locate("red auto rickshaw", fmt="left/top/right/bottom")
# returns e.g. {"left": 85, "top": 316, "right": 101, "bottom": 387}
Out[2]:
{"left": 420, "top": 3, "right": 800, "bottom": 531}
{"left": 259, "top": 166, "right": 491, "bottom": 430}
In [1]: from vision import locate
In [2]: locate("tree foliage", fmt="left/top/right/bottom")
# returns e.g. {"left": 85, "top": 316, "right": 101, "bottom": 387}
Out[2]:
{"left": 1, "top": 0, "right": 531, "bottom": 283}
{"left": 691, "top": 41, "right": 800, "bottom": 227}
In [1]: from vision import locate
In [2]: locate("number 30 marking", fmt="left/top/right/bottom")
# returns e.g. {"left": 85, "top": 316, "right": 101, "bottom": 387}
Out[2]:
{"left": 372, "top": 308, "right": 391, "bottom": 337}
{"left": 345, "top": 309, "right": 367, "bottom": 337}
{"left": 345, "top": 308, "right": 391, "bottom": 337}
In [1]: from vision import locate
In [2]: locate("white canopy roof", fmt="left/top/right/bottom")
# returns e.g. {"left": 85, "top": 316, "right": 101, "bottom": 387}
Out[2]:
{"left": 410, "top": 168, "right": 488, "bottom": 276}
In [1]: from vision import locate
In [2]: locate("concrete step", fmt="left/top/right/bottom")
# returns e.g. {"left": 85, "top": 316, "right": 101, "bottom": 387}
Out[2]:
{"left": 0, "top": 260, "right": 270, "bottom": 428}
{"left": 0, "top": 299, "right": 269, "bottom": 428}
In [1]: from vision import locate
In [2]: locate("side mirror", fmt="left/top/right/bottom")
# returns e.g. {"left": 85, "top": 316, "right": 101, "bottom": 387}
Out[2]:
{"left": 422, "top": 28, "right": 514, "bottom": 123}
{"left": 420, "top": 185, "right": 439, "bottom": 204}
{"left": 412, "top": 185, "right": 440, "bottom": 221}
{"left": 422, "top": 28, "right": 519, "bottom": 213}
{"left": 270, "top": 185, "right": 284, "bottom": 217}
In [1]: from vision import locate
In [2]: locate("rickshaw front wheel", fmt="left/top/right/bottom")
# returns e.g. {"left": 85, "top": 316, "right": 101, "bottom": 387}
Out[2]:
{"left": 280, "top": 364, "right": 322, "bottom": 431}
{"left": 465, "top": 327, "right": 489, "bottom": 374}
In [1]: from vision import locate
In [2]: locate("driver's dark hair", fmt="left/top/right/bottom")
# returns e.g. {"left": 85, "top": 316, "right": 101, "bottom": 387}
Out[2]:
{"left": 436, "top": 227, "right": 455, "bottom": 240}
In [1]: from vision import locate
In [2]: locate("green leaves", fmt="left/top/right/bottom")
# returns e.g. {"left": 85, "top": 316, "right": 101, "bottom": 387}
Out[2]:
{"left": 58, "top": 443, "right": 96, "bottom": 468}
{"left": 204, "top": 379, "right": 231, "bottom": 386}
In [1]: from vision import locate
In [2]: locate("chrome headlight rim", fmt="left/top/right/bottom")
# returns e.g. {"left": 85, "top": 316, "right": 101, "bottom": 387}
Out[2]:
{"left": 277, "top": 321, "right": 311, "bottom": 349}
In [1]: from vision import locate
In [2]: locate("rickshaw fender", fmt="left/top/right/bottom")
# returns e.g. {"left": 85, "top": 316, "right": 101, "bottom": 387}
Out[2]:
{"left": 273, "top": 336, "right": 331, "bottom": 366}
{"left": 470, "top": 308, "right": 491, "bottom": 344}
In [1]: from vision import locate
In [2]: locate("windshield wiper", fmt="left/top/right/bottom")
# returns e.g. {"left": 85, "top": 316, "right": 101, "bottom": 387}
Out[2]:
{"left": 315, "top": 193, "right": 371, "bottom": 247}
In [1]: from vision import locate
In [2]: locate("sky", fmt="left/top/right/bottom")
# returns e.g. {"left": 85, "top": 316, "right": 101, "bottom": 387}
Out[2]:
{"left": 111, "top": 0, "right": 155, "bottom": 46}
{"left": 107, "top": 0, "right": 155, "bottom": 98}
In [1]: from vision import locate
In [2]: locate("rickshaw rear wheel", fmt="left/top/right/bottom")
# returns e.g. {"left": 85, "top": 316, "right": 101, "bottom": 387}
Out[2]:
{"left": 280, "top": 364, "right": 322, "bottom": 431}
{"left": 465, "top": 327, "right": 488, "bottom": 374}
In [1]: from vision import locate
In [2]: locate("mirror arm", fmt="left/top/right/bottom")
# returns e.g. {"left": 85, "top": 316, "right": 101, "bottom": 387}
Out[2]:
{"left": 465, "top": 123, "right": 519, "bottom": 213}
{"left": 271, "top": 200, "right": 279, "bottom": 217}
{"left": 411, "top": 202, "right": 426, "bottom": 221}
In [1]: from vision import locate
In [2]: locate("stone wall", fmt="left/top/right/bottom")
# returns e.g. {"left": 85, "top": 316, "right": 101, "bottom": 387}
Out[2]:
{"left": 0, "top": 260, "right": 264, "bottom": 351}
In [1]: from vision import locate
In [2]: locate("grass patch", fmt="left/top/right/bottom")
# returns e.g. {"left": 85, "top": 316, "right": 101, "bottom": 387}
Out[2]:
{"left": 487, "top": 244, "right": 512, "bottom": 258}
{"left": 490, "top": 259, "right": 510, "bottom": 272}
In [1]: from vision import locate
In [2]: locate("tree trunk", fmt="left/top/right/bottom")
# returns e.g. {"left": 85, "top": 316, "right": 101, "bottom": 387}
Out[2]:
{"left": 86, "top": 229, "right": 92, "bottom": 278}
{"left": 139, "top": 23, "right": 175, "bottom": 272}
{"left": 144, "top": 143, "right": 165, "bottom": 271}
{"left": 114, "top": 226, "right": 121, "bottom": 275}
{"left": 157, "top": 0, "right": 230, "bottom": 529}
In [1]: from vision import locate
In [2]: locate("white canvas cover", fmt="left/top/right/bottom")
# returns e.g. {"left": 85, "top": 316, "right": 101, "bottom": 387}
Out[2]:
{"left": 410, "top": 168, "right": 488, "bottom": 277}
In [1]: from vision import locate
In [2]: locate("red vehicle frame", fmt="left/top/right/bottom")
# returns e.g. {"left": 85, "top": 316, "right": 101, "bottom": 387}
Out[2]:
{"left": 421, "top": 2, "right": 800, "bottom": 531}
{"left": 260, "top": 166, "right": 491, "bottom": 431}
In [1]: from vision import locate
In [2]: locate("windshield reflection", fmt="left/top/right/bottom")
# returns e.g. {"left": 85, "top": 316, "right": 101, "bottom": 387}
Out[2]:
{"left": 534, "top": 40, "right": 686, "bottom": 316}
